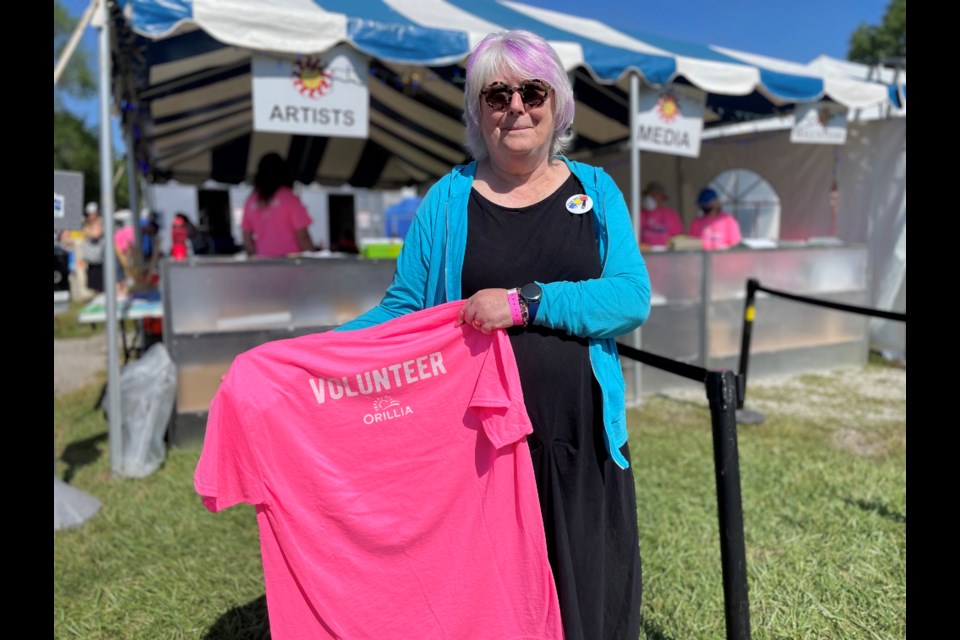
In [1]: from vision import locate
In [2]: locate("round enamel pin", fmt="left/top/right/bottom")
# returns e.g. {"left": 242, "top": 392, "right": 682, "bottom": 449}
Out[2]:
{"left": 566, "top": 194, "right": 593, "bottom": 214}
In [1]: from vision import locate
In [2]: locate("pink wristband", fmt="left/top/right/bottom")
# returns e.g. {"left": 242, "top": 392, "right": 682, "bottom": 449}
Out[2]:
{"left": 506, "top": 288, "right": 524, "bottom": 326}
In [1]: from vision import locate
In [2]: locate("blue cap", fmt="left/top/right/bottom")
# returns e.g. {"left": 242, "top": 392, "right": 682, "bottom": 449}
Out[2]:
{"left": 697, "top": 188, "right": 719, "bottom": 206}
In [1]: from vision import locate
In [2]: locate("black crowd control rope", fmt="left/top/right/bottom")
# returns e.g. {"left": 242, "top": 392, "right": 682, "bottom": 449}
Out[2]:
{"left": 755, "top": 283, "right": 907, "bottom": 322}
{"left": 616, "top": 342, "right": 709, "bottom": 383}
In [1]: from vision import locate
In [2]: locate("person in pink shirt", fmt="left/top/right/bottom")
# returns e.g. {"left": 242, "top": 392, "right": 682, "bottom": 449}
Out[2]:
{"left": 688, "top": 187, "right": 743, "bottom": 250}
{"left": 241, "top": 152, "right": 316, "bottom": 257}
{"left": 112, "top": 209, "right": 137, "bottom": 280}
{"left": 639, "top": 180, "right": 683, "bottom": 247}
{"left": 112, "top": 209, "right": 135, "bottom": 253}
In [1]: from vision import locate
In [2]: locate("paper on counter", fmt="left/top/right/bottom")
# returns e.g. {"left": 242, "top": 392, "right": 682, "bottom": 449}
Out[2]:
{"left": 215, "top": 311, "right": 292, "bottom": 331}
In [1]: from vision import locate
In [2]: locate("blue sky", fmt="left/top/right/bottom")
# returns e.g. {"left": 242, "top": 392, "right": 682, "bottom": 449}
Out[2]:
{"left": 57, "top": 0, "right": 891, "bottom": 154}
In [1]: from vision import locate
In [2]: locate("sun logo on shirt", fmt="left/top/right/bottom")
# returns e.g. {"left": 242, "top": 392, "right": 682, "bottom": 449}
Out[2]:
{"left": 373, "top": 396, "right": 400, "bottom": 411}
{"left": 655, "top": 94, "right": 680, "bottom": 123}
{"left": 292, "top": 57, "right": 333, "bottom": 98}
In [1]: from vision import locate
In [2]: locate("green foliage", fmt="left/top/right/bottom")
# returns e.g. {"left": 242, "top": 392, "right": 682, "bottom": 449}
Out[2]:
{"left": 55, "top": 109, "right": 101, "bottom": 205}
{"left": 54, "top": 102, "right": 132, "bottom": 209}
{"left": 54, "top": 0, "right": 130, "bottom": 209}
{"left": 848, "top": 0, "right": 906, "bottom": 65}
{"left": 54, "top": 0, "right": 96, "bottom": 101}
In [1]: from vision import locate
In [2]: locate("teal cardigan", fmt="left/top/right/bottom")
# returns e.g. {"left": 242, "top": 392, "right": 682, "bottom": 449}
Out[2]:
{"left": 338, "top": 157, "right": 651, "bottom": 468}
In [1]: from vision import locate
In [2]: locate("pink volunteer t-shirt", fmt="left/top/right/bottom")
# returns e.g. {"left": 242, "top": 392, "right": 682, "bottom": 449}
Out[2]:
{"left": 640, "top": 206, "right": 684, "bottom": 247}
{"left": 241, "top": 186, "right": 312, "bottom": 257}
{"left": 195, "top": 301, "right": 563, "bottom": 640}
{"left": 688, "top": 211, "right": 743, "bottom": 250}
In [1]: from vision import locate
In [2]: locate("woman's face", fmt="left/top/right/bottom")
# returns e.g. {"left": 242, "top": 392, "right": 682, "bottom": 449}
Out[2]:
{"left": 479, "top": 73, "right": 554, "bottom": 164}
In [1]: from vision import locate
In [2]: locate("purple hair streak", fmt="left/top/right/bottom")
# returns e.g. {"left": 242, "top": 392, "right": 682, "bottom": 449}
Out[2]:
{"left": 463, "top": 30, "right": 575, "bottom": 162}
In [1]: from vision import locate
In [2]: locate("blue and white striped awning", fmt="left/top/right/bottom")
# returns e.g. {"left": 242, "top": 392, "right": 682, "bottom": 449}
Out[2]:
{"left": 114, "top": 0, "right": 903, "bottom": 188}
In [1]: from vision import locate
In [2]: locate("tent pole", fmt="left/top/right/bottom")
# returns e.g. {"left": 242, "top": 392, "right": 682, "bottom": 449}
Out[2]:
{"left": 127, "top": 128, "right": 143, "bottom": 280}
{"left": 96, "top": 0, "right": 123, "bottom": 477}
{"left": 629, "top": 72, "right": 641, "bottom": 239}
{"left": 628, "top": 71, "right": 643, "bottom": 407}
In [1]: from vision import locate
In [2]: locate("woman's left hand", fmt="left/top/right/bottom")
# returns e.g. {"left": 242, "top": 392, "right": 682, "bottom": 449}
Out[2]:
{"left": 456, "top": 289, "right": 515, "bottom": 333}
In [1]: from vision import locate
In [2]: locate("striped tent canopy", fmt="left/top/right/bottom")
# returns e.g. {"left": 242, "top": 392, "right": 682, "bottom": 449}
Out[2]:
{"left": 112, "top": 0, "right": 902, "bottom": 189}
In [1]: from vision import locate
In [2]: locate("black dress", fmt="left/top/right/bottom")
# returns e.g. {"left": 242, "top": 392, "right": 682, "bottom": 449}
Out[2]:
{"left": 461, "top": 173, "right": 642, "bottom": 640}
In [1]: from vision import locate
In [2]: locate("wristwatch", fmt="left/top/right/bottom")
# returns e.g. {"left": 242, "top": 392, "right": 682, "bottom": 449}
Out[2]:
{"left": 519, "top": 282, "right": 542, "bottom": 324}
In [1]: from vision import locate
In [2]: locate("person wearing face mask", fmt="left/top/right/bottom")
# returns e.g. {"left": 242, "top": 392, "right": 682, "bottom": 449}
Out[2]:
{"left": 639, "top": 181, "right": 683, "bottom": 248}
{"left": 688, "top": 187, "right": 742, "bottom": 250}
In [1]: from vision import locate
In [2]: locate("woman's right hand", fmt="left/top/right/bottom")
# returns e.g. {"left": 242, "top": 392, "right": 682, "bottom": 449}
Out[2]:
{"left": 456, "top": 288, "right": 515, "bottom": 333}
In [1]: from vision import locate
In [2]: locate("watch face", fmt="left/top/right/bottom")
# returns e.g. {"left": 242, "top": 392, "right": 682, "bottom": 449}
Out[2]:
{"left": 520, "top": 283, "right": 542, "bottom": 302}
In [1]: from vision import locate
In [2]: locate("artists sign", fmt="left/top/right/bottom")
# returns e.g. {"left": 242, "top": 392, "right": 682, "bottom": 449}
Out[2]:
{"left": 253, "top": 46, "right": 369, "bottom": 138}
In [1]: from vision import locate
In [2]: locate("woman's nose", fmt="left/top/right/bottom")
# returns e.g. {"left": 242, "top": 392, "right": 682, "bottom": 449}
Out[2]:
{"left": 507, "top": 90, "right": 526, "bottom": 113}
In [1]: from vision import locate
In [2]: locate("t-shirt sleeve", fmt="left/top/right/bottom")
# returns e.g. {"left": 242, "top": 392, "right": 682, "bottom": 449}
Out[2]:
{"left": 726, "top": 216, "right": 742, "bottom": 245}
{"left": 193, "top": 360, "right": 266, "bottom": 512}
{"left": 468, "top": 331, "right": 533, "bottom": 449}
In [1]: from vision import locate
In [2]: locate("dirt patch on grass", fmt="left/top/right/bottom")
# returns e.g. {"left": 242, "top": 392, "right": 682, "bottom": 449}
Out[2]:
{"left": 656, "top": 365, "right": 906, "bottom": 457}
{"left": 54, "top": 335, "right": 108, "bottom": 397}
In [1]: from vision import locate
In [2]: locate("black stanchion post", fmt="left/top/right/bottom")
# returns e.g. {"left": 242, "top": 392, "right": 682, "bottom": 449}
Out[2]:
{"left": 705, "top": 370, "right": 752, "bottom": 640}
{"left": 736, "top": 278, "right": 764, "bottom": 424}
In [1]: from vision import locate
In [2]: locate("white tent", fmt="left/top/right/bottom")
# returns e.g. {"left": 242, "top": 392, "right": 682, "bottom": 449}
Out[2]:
{"left": 110, "top": 0, "right": 900, "bottom": 189}
{"left": 86, "top": 0, "right": 904, "bottom": 472}
{"left": 585, "top": 115, "right": 905, "bottom": 357}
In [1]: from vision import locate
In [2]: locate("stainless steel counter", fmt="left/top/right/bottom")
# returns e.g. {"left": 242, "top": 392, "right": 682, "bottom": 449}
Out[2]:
{"left": 626, "top": 245, "right": 869, "bottom": 400}
{"left": 161, "top": 255, "right": 397, "bottom": 447}
{"left": 162, "top": 245, "right": 869, "bottom": 444}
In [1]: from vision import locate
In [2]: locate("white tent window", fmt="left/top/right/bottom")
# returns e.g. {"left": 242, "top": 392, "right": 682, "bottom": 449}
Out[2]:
{"left": 708, "top": 169, "right": 781, "bottom": 239}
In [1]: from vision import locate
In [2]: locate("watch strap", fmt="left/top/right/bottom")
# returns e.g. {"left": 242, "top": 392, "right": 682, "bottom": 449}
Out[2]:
{"left": 527, "top": 298, "right": 540, "bottom": 324}
{"left": 520, "top": 283, "right": 542, "bottom": 324}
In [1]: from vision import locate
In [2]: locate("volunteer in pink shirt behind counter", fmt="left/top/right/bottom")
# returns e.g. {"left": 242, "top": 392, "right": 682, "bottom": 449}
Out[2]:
{"left": 639, "top": 180, "right": 684, "bottom": 248}
{"left": 241, "top": 152, "right": 316, "bottom": 258}
{"left": 688, "top": 187, "right": 743, "bottom": 250}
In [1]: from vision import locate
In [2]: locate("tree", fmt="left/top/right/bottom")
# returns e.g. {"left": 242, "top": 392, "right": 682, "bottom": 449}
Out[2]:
{"left": 54, "top": 0, "right": 129, "bottom": 208}
{"left": 847, "top": 0, "right": 906, "bottom": 67}
{"left": 54, "top": 0, "right": 96, "bottom": 104}
{"left": 54, "top": 109, "right": 101, "bottom": 205}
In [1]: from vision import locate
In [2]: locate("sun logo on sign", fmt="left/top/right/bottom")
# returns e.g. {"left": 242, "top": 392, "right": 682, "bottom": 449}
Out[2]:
{"left": 292, "top": 57, "right": 333, "bottom": 98}
{"left": 655, "top": 93, "right": 681, "bottom": 123}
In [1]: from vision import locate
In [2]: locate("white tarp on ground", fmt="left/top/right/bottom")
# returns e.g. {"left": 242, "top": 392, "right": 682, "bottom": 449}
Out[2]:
{"left": 54, "top": 476, "right": 101, "bottom": 531}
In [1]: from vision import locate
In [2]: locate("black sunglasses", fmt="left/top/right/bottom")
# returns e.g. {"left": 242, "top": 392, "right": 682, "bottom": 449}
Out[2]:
{"left": 480, "top": 80, "right": 552, "bottom": 111}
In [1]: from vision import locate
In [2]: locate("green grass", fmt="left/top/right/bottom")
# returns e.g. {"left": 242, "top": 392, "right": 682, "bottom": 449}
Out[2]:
{"left": 54, "top": 365, "right": 905, "bottom": 639}
{"left": 54, "top": 298, "right": 142, "bottom": 342}
{"left": 54, "top": 300, "right": 105, "bottom": 339}
{"left": 55, "top": 380, "right": 267, "bottom": 640}
{"left": 633, "top": 366, "right": 905, "bottom": 639}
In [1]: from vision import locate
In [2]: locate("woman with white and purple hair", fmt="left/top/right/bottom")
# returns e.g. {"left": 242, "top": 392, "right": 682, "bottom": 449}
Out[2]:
{"left": 341, "top": 29, "right": 650, "bottom": 639}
